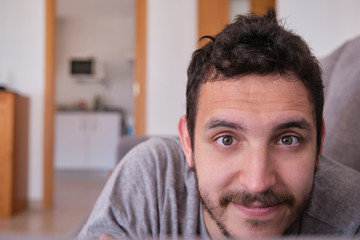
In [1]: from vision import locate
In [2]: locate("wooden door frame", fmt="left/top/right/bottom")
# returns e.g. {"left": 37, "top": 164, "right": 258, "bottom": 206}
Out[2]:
{"left": 198, "top": 0, "right": 229, "bottom": 43}
{"left": 43, "top": 0, "right": 148, "bottom": 206}
{"left": 134, "top": 0, "right": 147, "bottom": 135}
{"left": 43, "top": 0, "right": 56, "bottom": 207}
{"left": 251, "top": 0, "right": 276, "bottom": 15}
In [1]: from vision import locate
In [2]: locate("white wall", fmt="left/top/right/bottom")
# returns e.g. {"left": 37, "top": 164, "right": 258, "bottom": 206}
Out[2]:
{"left": 229, "top": 0, "right": 250, "bottom": 22}
{"left": 277, "top": 0, "right": 360, "bottom": 58}
{"left": 146, "top": 0, "right": 197, "bottom": 135}
{"left": 0, "top": 0, "right": 45, "bottom": 200}
{"left": 56, "top": 16, "right": 134, "bottom": 115}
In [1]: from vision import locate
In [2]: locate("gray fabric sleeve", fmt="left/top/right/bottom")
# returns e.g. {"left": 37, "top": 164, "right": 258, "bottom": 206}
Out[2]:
{"left": 78, "top": 139, "right": 162, "bottom": 239}
{"left": 77, "top": 137, "right": 205, "bottom": 240}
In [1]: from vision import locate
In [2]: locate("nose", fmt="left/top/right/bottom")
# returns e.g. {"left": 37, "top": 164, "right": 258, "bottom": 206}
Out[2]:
{"left": 238, "top": 146, "right": 276, "bottom": 193}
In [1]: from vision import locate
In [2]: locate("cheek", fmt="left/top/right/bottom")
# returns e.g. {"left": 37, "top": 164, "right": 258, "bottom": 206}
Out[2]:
{"left": 194, "top": 148, "right": 235, "bottom": 197}
{"left": 275, "top": 154, "right": 316, "bottom": 201}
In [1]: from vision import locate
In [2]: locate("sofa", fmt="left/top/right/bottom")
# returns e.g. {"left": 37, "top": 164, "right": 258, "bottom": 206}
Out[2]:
{"left": 321, "top": 35, "right": 360, "bottom": 172}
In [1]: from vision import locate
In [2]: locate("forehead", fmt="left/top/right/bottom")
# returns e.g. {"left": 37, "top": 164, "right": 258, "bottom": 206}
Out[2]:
{"left": 196, "top": 74, "right": 314, "bottom": 126}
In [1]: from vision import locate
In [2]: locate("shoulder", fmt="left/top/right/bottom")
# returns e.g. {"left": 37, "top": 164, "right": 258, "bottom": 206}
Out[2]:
{"left": 115, "top": 136, "right": 187, "bottom": 177}
{"left": 110, "top": 136, "right": 189, "bottom": 194}
{"left": 79, "top": 136, "right": 199, "bottom": 238}
{"left": 138, "top": 136, "right": 184, "bottom": 160}
{"left": 304, "top": 156, "right": 360, "bottom": 234}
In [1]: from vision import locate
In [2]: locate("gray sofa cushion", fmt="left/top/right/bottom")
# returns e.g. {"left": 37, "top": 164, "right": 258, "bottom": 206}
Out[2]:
{"left": 320, "top": 36, "right": 360, "bottom": 172}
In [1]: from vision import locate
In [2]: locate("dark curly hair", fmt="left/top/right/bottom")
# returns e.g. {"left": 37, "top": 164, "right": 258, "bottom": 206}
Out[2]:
{"left": 186, "top": 9, "right": 324, "bottom": 156}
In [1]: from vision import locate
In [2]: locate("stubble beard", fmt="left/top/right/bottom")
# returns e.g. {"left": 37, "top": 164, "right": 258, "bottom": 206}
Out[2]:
{"left": 192, "top": 158, "right": 315, "bottom": 238}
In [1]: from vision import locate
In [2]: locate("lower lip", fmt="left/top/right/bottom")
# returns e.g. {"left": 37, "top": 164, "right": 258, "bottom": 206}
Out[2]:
{"left": 233, "top": 203, "right": 280, "bottom": 217}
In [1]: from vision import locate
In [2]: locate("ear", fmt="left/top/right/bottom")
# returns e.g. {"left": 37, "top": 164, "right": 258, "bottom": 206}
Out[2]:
{"left": 178, "top": 115, "right": 194, "bottom": 168}
{"left": 316, "top": 117, "right": 326, "bottom": 167}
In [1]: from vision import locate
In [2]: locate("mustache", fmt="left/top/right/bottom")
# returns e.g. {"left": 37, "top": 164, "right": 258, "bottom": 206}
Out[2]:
{"left": 219, "top": 189, "right": 295, "bottom": 208}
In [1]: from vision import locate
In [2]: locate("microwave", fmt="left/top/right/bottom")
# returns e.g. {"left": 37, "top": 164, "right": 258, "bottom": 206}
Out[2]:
{"left": 70, "top": 58, "right": 104, "bottom": 80}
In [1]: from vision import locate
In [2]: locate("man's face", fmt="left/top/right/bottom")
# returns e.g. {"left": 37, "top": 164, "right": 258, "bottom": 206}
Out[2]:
{"left": 180, "top": 74, "right": 319, "bottom": 238}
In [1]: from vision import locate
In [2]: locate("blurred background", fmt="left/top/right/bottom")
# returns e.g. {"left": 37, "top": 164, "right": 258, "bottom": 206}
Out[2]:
{"left": 0, "top": 0, "right": 359, "bottom": 238}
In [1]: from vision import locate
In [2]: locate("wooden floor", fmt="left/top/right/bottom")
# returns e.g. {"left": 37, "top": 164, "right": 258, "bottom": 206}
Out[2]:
{"left": 0, "top": 170, "right": 108, "bottom": 239}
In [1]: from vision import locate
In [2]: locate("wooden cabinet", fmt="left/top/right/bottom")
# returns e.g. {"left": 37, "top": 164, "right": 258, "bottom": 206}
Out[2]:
{"left": 55, "top": 112, "right": 121, "bottom": 170}
{"left": 0, "top": 91, "right": 29, "bottom": 217}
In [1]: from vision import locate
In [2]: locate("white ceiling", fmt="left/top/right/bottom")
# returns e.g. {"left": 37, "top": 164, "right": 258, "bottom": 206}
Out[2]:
{"left": 57, "top": 0, "right": 134, "bottom": 19}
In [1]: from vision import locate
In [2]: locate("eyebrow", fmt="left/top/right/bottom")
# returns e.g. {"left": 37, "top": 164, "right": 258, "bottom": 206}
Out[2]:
{"left": 205, "top": 119, "right": 246, "bottom": 132}
{"left": 204, "top": 118, "right": 312, "bottom": 133}
{"left": 273, "top": 119, "right": 312, "bottom": 132}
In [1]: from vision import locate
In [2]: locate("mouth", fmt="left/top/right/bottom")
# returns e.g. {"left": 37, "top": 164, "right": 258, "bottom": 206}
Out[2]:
{"left": 232, "top": 202, "right": 281, "bottom": 217}
{"left": 219, "top": 189, "right": 294, "bottom": 219}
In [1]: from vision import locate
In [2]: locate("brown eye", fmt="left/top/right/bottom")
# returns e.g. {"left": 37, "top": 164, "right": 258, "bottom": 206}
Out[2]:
{"left": 222, "top": 136, "right": 233, "bottom": 146}
{"left": 281, "top": 136, "right": 293, "bottom": 145}
{"left": 215, "top": 135, "right": 238, "bottom": 147}
{"left": 279, "top": 135, "right": 299, "bottom": 146}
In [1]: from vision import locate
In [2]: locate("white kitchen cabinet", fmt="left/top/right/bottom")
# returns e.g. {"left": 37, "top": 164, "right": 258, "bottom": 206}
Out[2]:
{"left": 55, "top": 112, "right": 121, "bottom": 170}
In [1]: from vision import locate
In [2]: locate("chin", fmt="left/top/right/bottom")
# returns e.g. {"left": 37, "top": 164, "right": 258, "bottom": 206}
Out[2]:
{"left": 230, "top": 228, "right": 283, "bottom": 239}
{"left": 225, "top": 217, "right": 288, "bottom": 239}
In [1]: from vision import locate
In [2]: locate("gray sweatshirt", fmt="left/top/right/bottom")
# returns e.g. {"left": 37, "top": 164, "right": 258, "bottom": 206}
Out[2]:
{"left": 78, "top": 137, "right": 360, "bottom": 239}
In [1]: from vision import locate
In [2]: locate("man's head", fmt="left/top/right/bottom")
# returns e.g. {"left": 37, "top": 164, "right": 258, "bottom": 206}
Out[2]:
{"left": 178, "top": 9, "right": 325, "bottom": 238}
{"left": 184, "top": 9, "right": 324, "bottom": 156}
